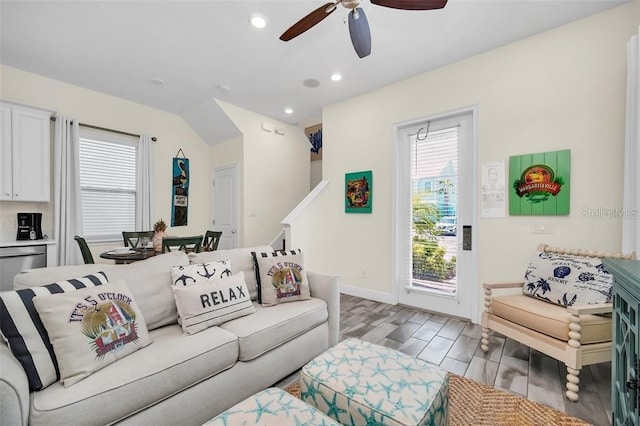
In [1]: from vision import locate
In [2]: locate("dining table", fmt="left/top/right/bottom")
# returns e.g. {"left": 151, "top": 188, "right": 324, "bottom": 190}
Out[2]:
{"left": 99, "top": 248, "right": 157, "bottom": 264}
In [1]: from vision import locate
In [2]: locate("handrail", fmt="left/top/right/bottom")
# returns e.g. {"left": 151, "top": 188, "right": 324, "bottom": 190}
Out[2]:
{"left": 281, "top": 180, "right": 329, "bottom": 226}
{"left": 279, "top": 180, "right": 329, "bottom": 250}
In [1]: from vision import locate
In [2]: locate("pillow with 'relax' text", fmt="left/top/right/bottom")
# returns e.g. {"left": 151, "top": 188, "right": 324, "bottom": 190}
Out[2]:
{"left": 172, "top": 271, "right": 255, "bottom": 335}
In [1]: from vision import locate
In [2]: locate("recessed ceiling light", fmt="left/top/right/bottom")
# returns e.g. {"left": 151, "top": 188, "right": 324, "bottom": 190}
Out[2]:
{"left": 330, "top": 73, "right": 342, "bottom": 81}
{"left": 150, "top": 77, "right": 165, "bottom": 86}
{"left": 250, "top": 14, "right": 267, "bottom": 29}
{"left": 284, "top": 108, "right": 294, "bottom": 114}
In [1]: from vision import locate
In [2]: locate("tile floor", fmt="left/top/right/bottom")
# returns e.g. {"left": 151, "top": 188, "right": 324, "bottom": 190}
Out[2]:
{"left": 336, "top": 294, "right": 611, "bottom": 426}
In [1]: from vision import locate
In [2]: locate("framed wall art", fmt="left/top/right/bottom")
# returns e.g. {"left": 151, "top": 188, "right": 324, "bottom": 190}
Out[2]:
{"left": 509, "top": 149, "right": 570, "bottom": 215}
{"left": 345, "top": 170, "right": 372, "bottom": 213}
{"left": 171, "top": 150, "right": 189, "bottom": 226}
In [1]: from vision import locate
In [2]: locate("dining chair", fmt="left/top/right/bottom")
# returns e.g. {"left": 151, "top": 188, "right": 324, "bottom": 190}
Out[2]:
{"left": 202, "top": 230, "right": 222, "bottom": 251}
{"left": 73, "top": 235, "right": 95, "bottom": 264}
{"left": 122, "top": 231, "right": 155, "bottom": 249}
{"left": 161, "top": 235, "right": 203, "bottom": 254}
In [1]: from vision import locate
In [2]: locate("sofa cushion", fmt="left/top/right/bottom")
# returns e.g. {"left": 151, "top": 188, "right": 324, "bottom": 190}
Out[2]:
{"left": 252, "top": 249, "right": 311, "bottom": 306}
{"left": 28, "top": 324, "right": 238, "bottom": 425}
{"left": 33, "top": 279, "right": 152, "bottom": 387}
{"left": 173, "top": 272, "right": 256, "bottom": 335}
{"left": 0, "top": 272, "right": 108, "bottom": 391}
{"left": 491, "top": 294, "right": 611, "bottom": 344}
{"left": 522, "top": 251, "right": 613, "bottom": 306}
{"left": 105, "top": 251, "right": 189, "bottom": 330}
{"left": 189, "top": 245, "right": 273, "bottom": 301}
{"left": 13, "top": 252, "right": 189, "bottom": 331}
{"left": 220, "top": 297, "right": 327, "bottom": 361}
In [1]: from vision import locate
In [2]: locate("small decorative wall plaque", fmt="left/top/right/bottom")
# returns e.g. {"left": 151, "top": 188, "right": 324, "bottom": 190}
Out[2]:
{"left": 509, "top": 149, "right": 570, "bottom": 215}
{"left": 345, "top": 170, "right": 372, "bottom": 214}
{"left": 171, "top": 149, "right": 189, "bottom": 226}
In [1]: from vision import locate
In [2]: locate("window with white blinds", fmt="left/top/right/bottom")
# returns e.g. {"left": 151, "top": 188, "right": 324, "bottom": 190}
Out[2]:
{"left": 78, "top": 128, "right": 137, "bottom": 242}
{"left": 411, "top": 126, "right": 459, "bottom": 220}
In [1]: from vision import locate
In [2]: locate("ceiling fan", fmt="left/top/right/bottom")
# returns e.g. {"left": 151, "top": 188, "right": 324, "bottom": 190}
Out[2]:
{"left": 279, "top": 0, "right": 448, "bottom": 59}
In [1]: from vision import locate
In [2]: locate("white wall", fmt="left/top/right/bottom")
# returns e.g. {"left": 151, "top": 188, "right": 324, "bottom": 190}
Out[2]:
{"left": 0, "top": 65, "right": 215, "bottom": 263}
{"left": 217, "top": 101, "right": 311, "bottom": 247}
{"left": 301, "top": 3, "right": 640, "bottom": 309}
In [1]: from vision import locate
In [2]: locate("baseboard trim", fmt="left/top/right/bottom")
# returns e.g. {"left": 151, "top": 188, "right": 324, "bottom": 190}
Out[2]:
{"left": 340, "top": 284, "right": 396, "bottom": 305}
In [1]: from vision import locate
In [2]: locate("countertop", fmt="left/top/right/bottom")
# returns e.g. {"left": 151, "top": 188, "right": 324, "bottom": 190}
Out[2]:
{"left": 0, "top": 239, "right": 57, "bottom": 248}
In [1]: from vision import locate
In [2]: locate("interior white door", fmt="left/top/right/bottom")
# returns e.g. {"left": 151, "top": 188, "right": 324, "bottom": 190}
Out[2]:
{"left": 212, "top": 164, "right": 239, "bottom": 250}
{"left": 395, "top": 109, "right": 477, "bottom": 320}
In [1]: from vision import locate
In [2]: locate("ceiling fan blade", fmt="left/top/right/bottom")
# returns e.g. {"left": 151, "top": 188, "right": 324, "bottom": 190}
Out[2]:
{"left": 370, "top": 0, "right": 447, "bottom": 10}
{"left": 280, "top": 2, "right": 337, "bottom": 41}
{"left": 348, "top": 8, "right": 371, "bottom": 58}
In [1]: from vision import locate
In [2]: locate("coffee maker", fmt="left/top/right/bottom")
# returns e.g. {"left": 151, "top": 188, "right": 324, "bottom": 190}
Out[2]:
{"left": 16, "top": 213, "right": 43, "bottom": 240}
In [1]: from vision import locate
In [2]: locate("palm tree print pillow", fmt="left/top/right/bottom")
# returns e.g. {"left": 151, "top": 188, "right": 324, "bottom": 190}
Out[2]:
{"left": 522, "top": 251, "right": 613, "bottom": 306}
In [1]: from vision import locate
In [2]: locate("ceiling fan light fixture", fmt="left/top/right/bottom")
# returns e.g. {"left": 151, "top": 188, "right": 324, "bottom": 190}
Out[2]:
{"left": 250, "top": 14, "right": 267, "bottom": 29}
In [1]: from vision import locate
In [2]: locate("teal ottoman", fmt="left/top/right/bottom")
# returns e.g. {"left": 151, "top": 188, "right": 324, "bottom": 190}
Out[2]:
{"left": 204, "top": 387, "right": 340, "bottom": 425}
{"left": 300, "top": 338, "right": 449, "bottom": 425}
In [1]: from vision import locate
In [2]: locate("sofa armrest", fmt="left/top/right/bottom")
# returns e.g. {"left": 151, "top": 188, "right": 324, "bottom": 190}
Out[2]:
{"left": 483, "top": 281, "right": 524, "bottom": 290}
{"left": 307, "top": 271, "right": 340, "bottom": 347}
{"left": 567, "top": 303, "right": 612, "bottom": 315}
{"left": 0, "top": 342, "right": 29, "bottom": 426}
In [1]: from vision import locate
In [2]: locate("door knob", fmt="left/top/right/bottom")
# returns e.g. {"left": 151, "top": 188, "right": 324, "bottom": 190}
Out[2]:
{"left": 231, "top": 230, "right": 237, "bottom": 234}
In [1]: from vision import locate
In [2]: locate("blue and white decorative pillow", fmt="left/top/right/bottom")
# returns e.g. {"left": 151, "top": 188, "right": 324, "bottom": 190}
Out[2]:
{"left": 170, "top": 260, "right": 232, "bottom": 287}
{"left": 0, "top": 272, "right": 108, "bottom": 391}
{"left": 522, "top": 251, "right": 613, "bottom": 306}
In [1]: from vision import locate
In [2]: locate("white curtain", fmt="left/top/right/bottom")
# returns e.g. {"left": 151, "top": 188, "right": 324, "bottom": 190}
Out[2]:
{"left": 136, "top": 134, "right": 154, "bottom": 230}
{"left": 623, "top": 31, "right": 640, "bottom": 255}
{"left": 53, "top": 116, "right": 83, "bottom": 265}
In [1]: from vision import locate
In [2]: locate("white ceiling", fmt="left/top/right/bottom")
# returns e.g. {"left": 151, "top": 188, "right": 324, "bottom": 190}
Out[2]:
{"left": 0, "top": 0, "right": 628, "bottom": 144}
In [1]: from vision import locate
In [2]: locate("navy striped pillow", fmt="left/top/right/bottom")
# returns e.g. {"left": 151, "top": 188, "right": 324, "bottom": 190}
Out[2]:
{"left": 0, "top": 272, "right": 108, "bottom": 391}
{"left": 251, "top": 249, "right": 302, "bottom": 304}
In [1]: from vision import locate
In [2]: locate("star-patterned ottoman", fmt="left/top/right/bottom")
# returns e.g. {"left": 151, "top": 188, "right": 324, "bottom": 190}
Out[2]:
{"left": 300, "top": 338, "right": 449, "bottom": 426}
{"left": 204, "top": 387, "right": 340, "bottom": 426}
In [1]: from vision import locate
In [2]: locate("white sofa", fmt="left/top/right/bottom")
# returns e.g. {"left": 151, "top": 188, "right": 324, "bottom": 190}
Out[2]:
{"left": 0, "top": 246, "right": 340, "bottom": 426}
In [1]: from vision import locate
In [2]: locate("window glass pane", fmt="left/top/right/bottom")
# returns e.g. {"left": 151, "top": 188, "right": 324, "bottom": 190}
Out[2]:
{"left": 79, "top": 139, "right": 136, "bottom": 190}
{"left": 78, "top": 129, "right": 137, "bottom": 240}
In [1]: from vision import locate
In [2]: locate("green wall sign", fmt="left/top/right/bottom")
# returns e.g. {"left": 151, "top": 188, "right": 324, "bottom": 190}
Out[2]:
{"left": 509, "top": 149, "right": 570, "bottom": 215}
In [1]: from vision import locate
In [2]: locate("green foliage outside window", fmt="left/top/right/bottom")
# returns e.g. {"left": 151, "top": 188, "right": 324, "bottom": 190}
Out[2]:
{"left": 412, "top": 192, "right": 456, "bottom": 281}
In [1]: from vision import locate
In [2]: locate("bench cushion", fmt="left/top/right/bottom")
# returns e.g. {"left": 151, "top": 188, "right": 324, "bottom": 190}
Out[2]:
{"left": 492, "top": 294, "right": 611, "bottom": 343}
{"left": 204, "top": 387, "right": 340, "bottom": 425}
{"left": 220, "top": 298, "right": 327, "bottom": 361}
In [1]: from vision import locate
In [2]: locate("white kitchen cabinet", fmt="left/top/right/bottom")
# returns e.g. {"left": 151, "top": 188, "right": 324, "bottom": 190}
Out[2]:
{"left": 0, "top": 102, "right": 52, "bottom": 202}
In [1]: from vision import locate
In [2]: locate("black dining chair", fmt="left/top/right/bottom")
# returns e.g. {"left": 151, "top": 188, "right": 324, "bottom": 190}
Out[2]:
{"left": 161, "top": 236, "right": 203, "bottom": 254}
{"left": 74, "top": 235, "right": 95, "bottom": 264}
{"left": 122, "top": 231, "right": 155, "bottom": 249}
{"left": 202, "top": 230, "right": 222, "bottom": 251}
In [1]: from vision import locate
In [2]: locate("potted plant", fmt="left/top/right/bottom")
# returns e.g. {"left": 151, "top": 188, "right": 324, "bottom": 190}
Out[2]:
{"left": 152, "top": 219, "right": 167, "bottom": 253}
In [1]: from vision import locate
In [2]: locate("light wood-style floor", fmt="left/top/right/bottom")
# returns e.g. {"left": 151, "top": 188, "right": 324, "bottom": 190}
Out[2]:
{"left": 337, "top": 293, "right": 611, "bottom": 426}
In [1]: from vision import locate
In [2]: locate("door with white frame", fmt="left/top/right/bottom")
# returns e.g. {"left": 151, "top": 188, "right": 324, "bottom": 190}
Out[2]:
{"left": 212, "top": 164, "right": 239, "bottom": 250}
{"left": 394, "top": 108, "right": 477, "bottom": 320}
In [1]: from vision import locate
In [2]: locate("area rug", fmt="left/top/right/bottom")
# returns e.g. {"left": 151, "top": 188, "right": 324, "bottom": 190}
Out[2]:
{"left": 285, "top": 374, "right": 590, "bottom": 426}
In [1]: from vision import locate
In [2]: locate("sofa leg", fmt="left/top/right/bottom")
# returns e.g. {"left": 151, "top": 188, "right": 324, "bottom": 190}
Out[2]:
{"left": 481, "top": 328, "right": 490, "bottom": 352}
{"left": 566, "top": 366, "right": 580, "bottom": 402}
